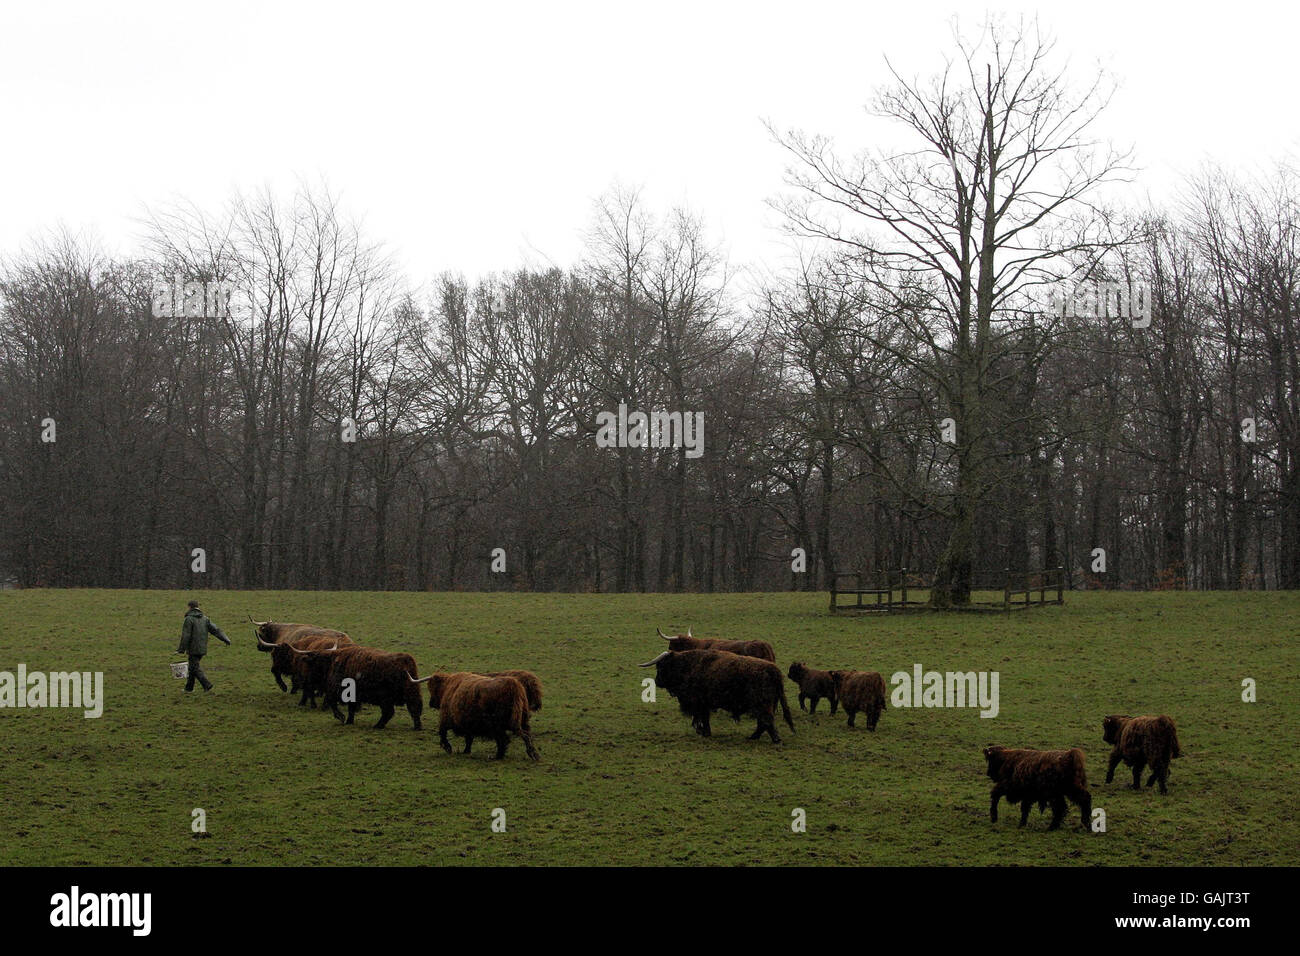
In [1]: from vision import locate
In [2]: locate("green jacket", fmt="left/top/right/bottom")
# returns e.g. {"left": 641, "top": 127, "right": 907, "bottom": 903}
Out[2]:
{"left": 178, "top": 608, "right": 231, "bottom": 657}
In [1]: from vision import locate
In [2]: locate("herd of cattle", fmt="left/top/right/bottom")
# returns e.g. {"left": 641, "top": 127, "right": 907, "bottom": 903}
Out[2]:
{"left": 251, "top": 616, "right": 540, "bottom": 760}
{"left": 247, "top": 616, "right": 1184, "bottom": 830}
{"left": 638, "top": 626, "right": 1184, "bottom": 833}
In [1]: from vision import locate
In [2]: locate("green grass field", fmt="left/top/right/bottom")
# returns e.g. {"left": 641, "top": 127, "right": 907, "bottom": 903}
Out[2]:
{"left": 0, "top": 589, "right": 1294, "bottom": 866}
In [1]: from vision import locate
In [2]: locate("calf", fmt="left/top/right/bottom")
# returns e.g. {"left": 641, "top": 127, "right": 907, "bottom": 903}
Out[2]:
{"left": 983, "top": 745, "right": 1092, "bottom": 831}
{"left": 1102, "top": 714, "right": 1183, "bottom": 794}
{"left": 787, "top": 662, "right": 837, "bottom": 715}
{"left": 425, "top": 672, "right": 539, "bottom": 761}
{"left": 830, "top": 670, "right": 886, "bottom": 730}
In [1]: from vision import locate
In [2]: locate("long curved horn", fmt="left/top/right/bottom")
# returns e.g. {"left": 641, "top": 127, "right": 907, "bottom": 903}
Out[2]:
{"left": 687, "top": 626, "right": 692, "bottom": 638}
{"left": 657, "top": 627, "right": 671, "bottom": 640}
{"left": 408, "top": 673, "right": 433, "bottom": 684}
{"left": 291, "top": 640, "right": 339, "bottom": 655}
{"left": 257, "top": 634, "right": 278, "bottom": 649}
{"left": 639, "top": 651, "right": 671, "bottom": 667}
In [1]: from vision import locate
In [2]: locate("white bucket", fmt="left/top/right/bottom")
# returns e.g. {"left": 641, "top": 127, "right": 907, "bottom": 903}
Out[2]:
{"left": 170, "top": 661, "right": 189, "bottom": 679}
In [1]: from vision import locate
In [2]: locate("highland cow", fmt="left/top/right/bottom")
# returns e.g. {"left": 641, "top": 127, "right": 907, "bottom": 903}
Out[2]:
{"left": 249, "top": 616, "right": 351, "bottom": 694}
{"left": 830, "top": 670, "right": 886, "bottom": 730}
{"left": 1102, "top": 714, "right": 1183, "bottom": 794}
{"left": 258, "top": 631, "right": 356, "bottom": 706}
{"left": 484, "top": 670, "right": 542, "bottom": 712}
{"left": 983, "top": 745, "right": 1092, "bottom": 831}
{"left": 655, "top": 627, "right": 777, "bottom": 662}
{"left": 639, "top": 648, "right": 795, "bottom": 743}
{"left": 424, "top": 672, "right": 539, "bottom": 761}
{"left": 787, "top": 661, "right": 838, "bottom": 715}
{"left": 295, "top": 643, "right": 425, "bottom": 729}
{"left": 278, "top": 633, "right": 360, "bottom": 706}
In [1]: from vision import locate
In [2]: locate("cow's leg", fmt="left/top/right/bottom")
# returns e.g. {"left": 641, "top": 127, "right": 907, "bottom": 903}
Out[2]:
{"left": 492, "top": 734, "right": 509, "bottom": 760}
{"left": 1075, "top": 789, "right": 1093, "bottom": 830}
{"left": 747, "top": 708, "right": 780, "bottom": 742}
{"left": 809, "top": 696, "right": 819, "bottom": 715}
{"left": 765, "top": 714, "right": 781, "bottom": 743}
{"left": 1149, "top": 759, "right": 1169, "bottom": 794}
{"left": 328, "top": 697, "right": 345, "bottom": 722}
{"left": 868, "top": 707, "right": 881, "bottom": 731}
{"left": 439, "top": 726, "right": 453, "bottom": 754}
{"left": 798, "top": 693, "right": 806, "bottom": 711}
{"left": 1130, "top": 761, "right": 1144, "bottom": 790}
{"left": 846, "top": 708, "right": 857, "bottom": 728}
{"left": 829, "top": 697, "right": 838, "bottom": 715}
{"left": 990, "top": 784, "right": 1004, "bottom": 823}
{"left": 374, "top": 702, "right": 394, "bottom": 729}
{"left": 407, "top": 700, "right": 422, "bottom": 731}
{"left": 1019, "top": 800, "right": 1033, "bottom": 827}
{"left": 462, "top": 735, "right": 473, "bottom": 754}
{"left": 274, "top": 669, "right": 287, "bottom": 692}
{"left": 1106, "top": 751, "right": 1122, "bottom": 783}
{"left": 1048, "top": 797, "right": 1066, "bottom": 830}
{"left": 346, "top": 703, "right": 357, "bottom": 725}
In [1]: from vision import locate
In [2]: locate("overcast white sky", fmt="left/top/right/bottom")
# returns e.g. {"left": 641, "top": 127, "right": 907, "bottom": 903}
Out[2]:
{"left": 2, "top": 0, "right": 1297, "bottom": 290}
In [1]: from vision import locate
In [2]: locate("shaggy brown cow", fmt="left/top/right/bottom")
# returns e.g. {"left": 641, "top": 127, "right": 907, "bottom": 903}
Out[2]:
{"left": 257, "top": 631, "right": 356, "bottom": 706}
{"left": 295, "top": 643, "right": 425, "bottom": 730}
{"left": 484, "top": 670, "right": 542, "bottom": 712}
{"left": 830, "top": 670, "right": 886, "bottom": 730}
{"left": 249, "top": 616, "right": 351, "bottom": 694}
{"left": 983, "top": 745, "right": 1092, "bottom": 831}
{"left": 787, "top": 662, "right": 838, "bottom": 715}
{"left": 655, "top": 627, "right": 776, "bottom": 662}
{"left": 640, "top": 648, "right": 795, "bottom": 743}
{"left": 424, "top": 672, "right": 539, "bottom": 761}
{"left": 1102, "top": 714, "right": 1183, "bottom": 794}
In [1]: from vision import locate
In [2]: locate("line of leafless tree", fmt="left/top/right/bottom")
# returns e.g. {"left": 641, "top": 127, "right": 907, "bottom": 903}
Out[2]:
{"left": 2, "top": 22, "right": 1297, "bottom": 598}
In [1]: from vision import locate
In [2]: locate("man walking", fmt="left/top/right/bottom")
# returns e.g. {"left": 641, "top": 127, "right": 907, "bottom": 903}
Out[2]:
{"left": 177, "top": 599, "right": 231, "bottom": 692}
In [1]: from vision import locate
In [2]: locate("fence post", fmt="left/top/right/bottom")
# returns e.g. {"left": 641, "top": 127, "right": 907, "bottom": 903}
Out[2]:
{"left": 830, "top": 576, "right": 837, "bottom": 613}
{"left": 1004, "top": 568, "right": 1011, "bottom": 610}
{"left": 1056, "top": 566, "right": 1064, "bottom": 605}
{"left": 901, "top": 567, "right": 908, "bottom": 608}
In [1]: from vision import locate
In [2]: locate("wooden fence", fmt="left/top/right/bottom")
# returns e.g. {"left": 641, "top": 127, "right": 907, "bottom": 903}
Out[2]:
{"left": 830, "top": 567, "right": 1064, "bottom": 613}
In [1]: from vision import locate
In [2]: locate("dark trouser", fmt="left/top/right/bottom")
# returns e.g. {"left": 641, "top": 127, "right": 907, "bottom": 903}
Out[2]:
{"left": 185, "top": 653, "right": 211, "bottom": 691}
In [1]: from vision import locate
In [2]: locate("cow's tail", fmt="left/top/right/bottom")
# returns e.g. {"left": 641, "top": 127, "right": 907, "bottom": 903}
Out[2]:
{"left": 778, "top": 683, "right": 795, "bottom": 733}
{"left": 1068, "top": 747, "right": 1088, "bottom": 789}
{"left": 1168, "top": 719, "right": 1183, "bottom": 758}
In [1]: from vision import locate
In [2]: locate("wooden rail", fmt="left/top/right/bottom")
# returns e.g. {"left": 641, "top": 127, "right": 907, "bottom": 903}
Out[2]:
{"left": 1002, "top": 567, "right": 1065, "bottom": 609}
{"left": 830, "top": 566, "right": 1065, "bottom": 612}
